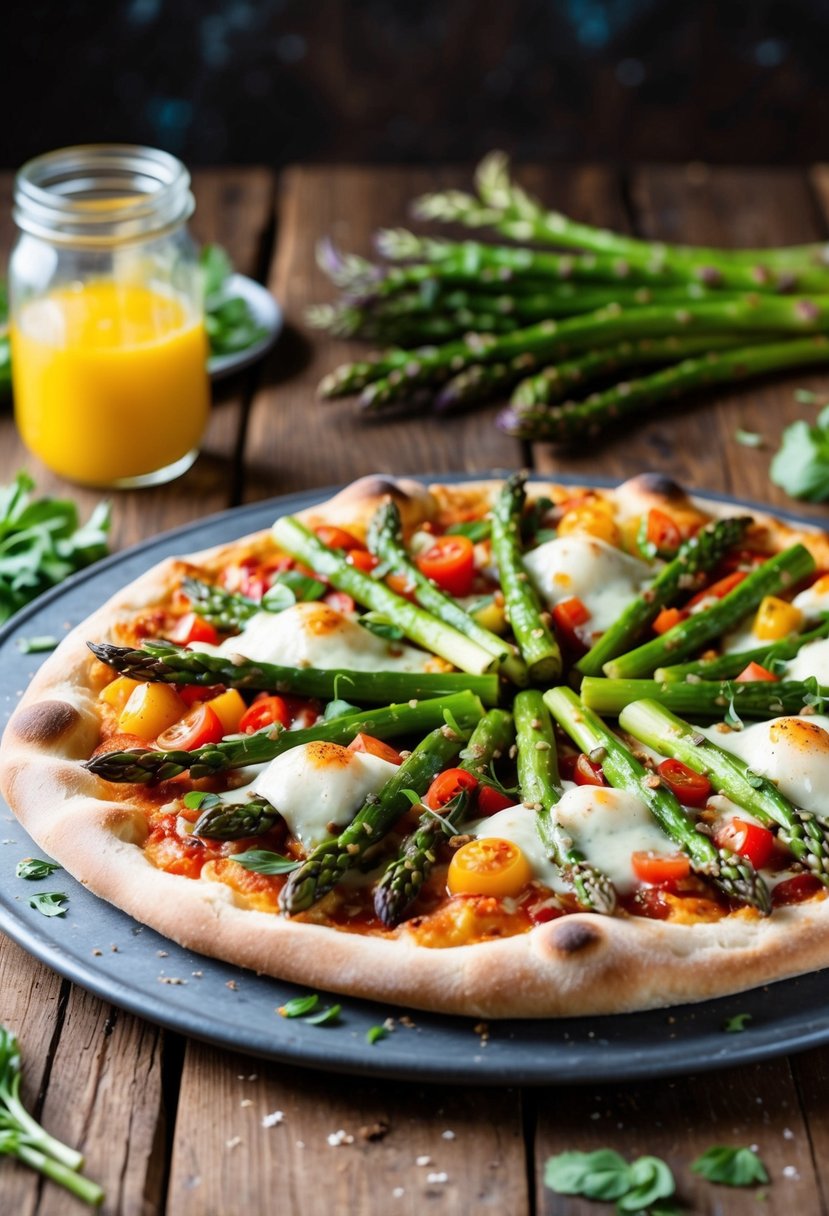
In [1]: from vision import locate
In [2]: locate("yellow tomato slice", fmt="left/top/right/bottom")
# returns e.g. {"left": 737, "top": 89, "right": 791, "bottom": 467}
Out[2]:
{"left": 753, "top": 595, "right": 803, "bottom": 641}
{"left": 447, "top": 838, "right": 532, "bottom": 898}
{"left": 118, "top": 683, "right": 186, "bottom": 741}
{"left": 207, "top": 688, "right": 247, "bottom": 734}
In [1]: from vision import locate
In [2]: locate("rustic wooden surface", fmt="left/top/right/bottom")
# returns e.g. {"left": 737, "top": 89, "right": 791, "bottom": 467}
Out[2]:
{"left": 2, "top": 163, "right": 829, "bottom": 1214}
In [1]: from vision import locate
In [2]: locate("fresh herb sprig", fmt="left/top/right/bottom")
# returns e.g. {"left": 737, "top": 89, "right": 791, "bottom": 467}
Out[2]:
{"left": 201, "top": 244, "right": 268, "bottom": 356}
{"left": 771, "top": 402, "right": 829, "bottom": 502}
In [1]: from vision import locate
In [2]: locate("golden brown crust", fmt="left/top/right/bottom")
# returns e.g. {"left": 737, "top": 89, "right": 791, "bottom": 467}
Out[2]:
{"left": 3, "top": 471, "right": 829, "bottom": 1019}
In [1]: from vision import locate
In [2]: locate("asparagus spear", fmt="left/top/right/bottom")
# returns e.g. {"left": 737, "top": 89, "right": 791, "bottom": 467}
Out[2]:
{"left": 581, "top": 675, "right": 829, "bottom": 719}
{"left": 85, "top": 690, "right": 485, "bottom": 783}
{"left": 280, "top": 722, "right": 471, "bottom": 914}
{"left": 575, "top": 516, "right": 752, "bottom": 679}
{"left": 183, "top": 577, "right": 263, "bottom": 631}
{"left": 654, "top": 618, "right": 829, "bottom": 683}
{"left": 490, "top": 473, "right": 562, "bottom": 683}
{"left": 514, "top": 690, "right": 616, "bottom": 913}
{"left": 193, "top": 795, "right": 280, "bottom": 840}
{"left": 87, "top": 639, "right": 499, "bottom": 705}
{"left": 603, "top": 544, "right": 816, "bottom": 680}
{"left": 498, "top": 338, "right": 829, "bottom": 441}
{"left": 544, "top": 687, "right": 771, "bottom": 912}
{"left": 373, "top": 708, "right": 514, "bottom": 926}
{"left": 367, "top": 499, "right": 527, "bottom": 684}
{"left": 435, "top": 358, "right": 537, "bottom": 412}
{"left": 270, "top": 514, "right": 499, "bottom": 676}
{"left": 619, "top": 699, "right": 829, "bottom": 881}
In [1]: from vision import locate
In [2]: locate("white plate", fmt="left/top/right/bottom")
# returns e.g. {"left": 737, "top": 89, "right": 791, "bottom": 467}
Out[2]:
{"left": 207, "top": 273, "right": 283, "bottom": 381}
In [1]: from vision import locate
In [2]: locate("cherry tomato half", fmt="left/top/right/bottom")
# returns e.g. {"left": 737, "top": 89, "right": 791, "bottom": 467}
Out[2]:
{"left": 573, "top": 754, "right": 607, "bottom": 787}
{"left": 416, "top": 535, "right": 476, "bottom": 598}
{"left": 645, "top": 508, "right": 682, "bottom": 556}
{"left": 476, "top": 784, "right": 515, "bottom": 816}
{"left": 686, "top": 570, "right": 747, "bottom": 610}
{"left": 238, "top": 695, "right": 291, "bottom": 734}
{"left": 315, "top": 525, "right": 365, "bottom": 551}
{"left": 656, "top": 758, "right": 711, "bottom": 808}
{"left": 715, "top": 818, "right": 776, "bottom": 870}
{"left": 735, "top": 661, "right": 779, "bottom": 684}
{"left": 425, "top": 767, "right": 479, "bottom": 810}
{"left": 347, "top": 733, "right": 403, "bottom": 765}
{"left": 652, "top": 607, "right": 687, "bottom": 635}
{"left": 179, "top": 683, "right": 226, "bottom": 707}
{"left": 631, "top": 850, "right": 691, "bottom": 885}
{"left": 552, "top": 596, "right": 591, "bottom": 651}
{"left": 447, "top": 838, "right": 532, "bottom": 897}
{"left": 156, "top": 703, "right": 225, "bottom": 751}
{"left": 169, "top": 613, "right": 220, "bottom": 647}
{"left": 346, "top": 548, "right": 378, "bottom": 573}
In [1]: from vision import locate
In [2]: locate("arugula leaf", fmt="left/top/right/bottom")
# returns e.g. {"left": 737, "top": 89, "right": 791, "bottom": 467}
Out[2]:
{"left": 770, "top": 409, "right": 829, "bottom": 502}
{"left": 359, "top": 612, "right": 404, "bottom": 641}
{"left": 28, "top": 892, "right": 68, "bottom": 918}
{"left": 724, "top": 1012, "right": 752, "bottom": 1033}
{"left": 232, "top": 849, "right": 300, "bottom": 875}
{"left": 278, "top": 994, "right": 320, "bottom": 1018}
{"left": 691, "top": 1145, "right": 768, "bottom": 1186}
{"left": 16, "top": 858, "right": 61, "bottom": 880}
{"left": 16, "top": 635, "right": 59, "bottom": 654}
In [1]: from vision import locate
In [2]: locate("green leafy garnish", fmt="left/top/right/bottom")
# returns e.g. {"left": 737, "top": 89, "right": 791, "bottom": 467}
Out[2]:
{"left": 16, "top": 858, "right": 61, "bottom": 881}
{"left": 446, "top": 519, "right": 491, "bottom": 543}
{"left": 366, "top": 1025, "right": 388, "bottom": 1045}
{"left": 691, "top": 1145, "right": 768, "bottom": 1187}
{"left": 724, "top": 1012, "right": 752, "bottom": 1033}
{"left": 544, "top": 1149, "right": 675, "bottom": 1211}
{"left": 794, "top": 388, "right": 823, "bottom": 405}
{"left": 0, "top": 473, "right": 110, "bottom": 624}
{"left": 735, "top": 428, "right": 764, "bottom": 447}
{"left": 182, "top": 791, "right": 220, "bottom": 811}
{"left": 323, "top": 698, "right": 360, "bottom": 721}
{"left": 16, "top": 635, "right": 59, "bottom": 655}
{"left": 359, "top": 612, "right": 405, "bottom": 641}
{"left": 200, "top": 244, "right": 268, "bottom": 357}
{"left": 0, "top": 1025, "right": 104, "bottom": 1206}
{"left": 278, "top": 994, "right": 320, "bottom": 1018}
{"left": 770, "top": 405, "right": 829, "bottom": 502}
{"left": 262, "top": 570, "right": 327, "bottom": 614}
{"left": 232, "top": 850, "right": 300, "bottom": 875}
{"left": 28, "top": 892, "right": 68, "bottom": 918}
{"left": 304, "top": 1003, "right": 342, "bottom": 1027}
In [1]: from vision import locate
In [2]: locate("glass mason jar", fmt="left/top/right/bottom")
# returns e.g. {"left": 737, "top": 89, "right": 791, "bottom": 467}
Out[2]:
{"left": 9, "top": 144, "right": 210, "bottom": 488}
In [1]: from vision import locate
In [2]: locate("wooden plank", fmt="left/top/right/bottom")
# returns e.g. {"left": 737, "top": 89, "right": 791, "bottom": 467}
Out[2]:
{"left": 0, "top": 167, "right": 276, "bottom": 547}
{"left": 243, "top": 165, "right": 523, "bottom": 501}
{"left": 789, "top": 1043, "right": 829, "bottom": 1213}
{"left": 534, "top": 1059, "right": 822, "bottom": 1215}
{"left": 167, "top": 1041, "right": 527, "bottom": 1216}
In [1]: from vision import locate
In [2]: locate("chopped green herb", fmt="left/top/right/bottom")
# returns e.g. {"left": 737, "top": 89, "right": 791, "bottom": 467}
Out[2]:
{"left": 16, "top": 858, "right": 61, "bottom": 881}
{"left": 691, "top": 1145, "right": 768, "bottom": 1187}
{"left": 182, "top": 791, "right": 220, "bottom": 811}
{"left": 366, "top": 1025, "right": 388, "bottom": 1045}
{"left": 323, "top": 698, "right": 360, "bottom": 721}
{"left": 544, "top": 1149, "right": 675, "bottom": 1210}
{"left": 232, "top": 850, "right": 300, "bottom": 876}
{"left": 17, "top": 635, "right": 59, "bottom": 655}
{"left": 278, "top": 994, "right": 320, "bottom": 1018}
{"left": 735, "top": 428, "right": 764, "bottom": 448}
{"left": 359, "top": 612, "right": 405, "bottom": 641}
{"left": 771, "top": 405, "right": 829, "bottom": 502}
{"left": 261, "top": 583, "right": 296, "bottom": 613}
{"left": 304, "top": 1003, "right": 342, "bottom": 1027}
{"left": 446, "top": 519, "right": 491, "bottom": 543}
{"left": 724, "top": 1012, "right": 752, "bottom": 1033}
{"left": 28, "top": 892, "right": 68, "bottom": 918}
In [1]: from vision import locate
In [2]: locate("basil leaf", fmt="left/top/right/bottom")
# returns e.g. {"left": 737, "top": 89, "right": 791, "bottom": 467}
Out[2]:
{"left": 16, "top": 858, "right": 61, "bottom": 880}
{"left": 182, "top": 791, "right": 220, "bottom": 811}
{"left": 771, "top": 418, "right": 829, "bottom": 502}
{"left": 323, "top": 698, "right": 359, "bottom": 721}
{"left": 28, "top": 892, "right": 68, "bottom": 918}
{"left": 359, "top": 612, "right": 404, "bottom": 641}
{"left": 544, "top": 1149, "right": 630, "bottom": 1199}
{"left": 232, "top": 850, "right": 300, "bottom": 875}
{"left": 724, "top": 1012, "right": 752, "bottom": 1033}
{"left": 304, "top": 1003, "right": 342, "bottom": 1027}
{"left": 691, "top": 1145, "right": 768, "bottom": 1187}
{"left": 262, "top": 582, "right": 296, "bottom": 613}
{"left": 617, "top": 1155, "right": 675, "bottom": 1212}
{"left": 446, "top": 519, "right": 491, "bottom": 543}
{"left": 279, "top": 994, "right": 320, "bottom": 1018}
{"left": 17, "top": 635, "right": 59, "bottom": 654}
{"left": 272, "top": 570, "right": 326, "bottom": 603}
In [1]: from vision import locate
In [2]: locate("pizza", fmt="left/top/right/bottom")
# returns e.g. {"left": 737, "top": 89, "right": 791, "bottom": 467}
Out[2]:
{"left": 3, "top": 470, "right": 829, "bottom": 1019}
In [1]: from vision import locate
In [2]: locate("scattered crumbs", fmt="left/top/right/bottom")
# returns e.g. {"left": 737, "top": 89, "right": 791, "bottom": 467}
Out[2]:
{"left": 667, "top": 1015, "right": 676, "bottom": 1024}
{"left": 783, "top": 1128, "right": 795, "bottom": 1140}
{"left": 191, "top": 970, "right": 203, "bottom": 978}
{"left": 399, "top": 1015, "right": 416, "bottom": 1029}
{"left": 110, "top": 944, "right": 119, "bottom": 952}
{"left": 158, "top": 976, "right": 186, "bottom": 985}
{"left": 441, "top": 1130, "right": 456, "bottom": 1141}
{"left": 783, "top": 1165, "right": 800, "bottom": 1180}
{"left": 226, "top": 980, "right": 238, "bottom": 990}
{"left": 92, "top": 948, "right": 102, "bottom": 957}
{"left": 248, "top": 1073, "right": 257, "bottom": 1081}
{"left": 225, "top": 1137, "right": 242, "bottom": 1150}
{"left": 262, "top": 1110, "right": 285, "bottom": 1128}
{"left": 296, "top": 1140, "right": 305, "bottom": 1149}
{"left": 327, "top": 1129, "right": 354, "bottom": 1147}
{"left": 416, "top": 1155, "right": 432, "bottom": 1167}
{"left": 392, "top": 1187, "right": 405, "bottom": 1199}
{"left": 359, "top": 1119, "right": 390, "bottom": 1142}
{"left": 426, "top": 1172, "right": 449, "bottom": 1185}
{"left": 473, "top": 1021, "right": 489, "bottom": 1044}
{"left": 240, "top": 1099, "right": 253, "bottom": 1109}
{"left": 383, "top": 1016, "right": 396, "bottom": 1032}
{"left": 156, "top": 950, "right": 168, "bottom": 958}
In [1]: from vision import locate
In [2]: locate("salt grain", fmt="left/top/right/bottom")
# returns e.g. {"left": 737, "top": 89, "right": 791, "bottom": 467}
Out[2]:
{"left": 327, "top": 1129, "right": 354, "bottom": 1147}
{"left": 783, "top": 1165, "right": 800, "bottom": 1180}
{"left": 416, "top": 1155, "right": 432, "bottom": 1166}
{"left": 441, "top": 1130, "right": 456, "bottom": 1140}
{"left": 392, "top": 1187, "right": 405, "bottom": 1198}
{"left": 262, "top": 1110, "right": 285, "bottom": 1128}
{"left": 427, "top": 1172, "right": 448, "bottom": 1184}
{"left": 225, "top": 1137, "right": 241, "bottom": 1150}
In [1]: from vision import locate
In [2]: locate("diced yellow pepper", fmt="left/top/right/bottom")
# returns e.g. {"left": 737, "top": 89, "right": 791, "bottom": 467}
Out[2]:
{"left": 118, "top": 683, "right": 186, "bottom": 741}
{"left": 471, "top": 596, "right": 508, "bottom": 635}
{"left": 753, "top": 595, "right": 804, "bottom": 641}
{"left": 207, "top": 688, "right": 247, "bottom": 734}
{"left": 557, "top": 505, "right": 621, "bottom": 547}
{"left": 99, "top": 675, "right": 141, "bottom": 713}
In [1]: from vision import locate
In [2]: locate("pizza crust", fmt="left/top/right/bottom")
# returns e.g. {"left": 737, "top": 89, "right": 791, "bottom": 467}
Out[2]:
{"left": 3, "top": 472, "right": 829, "bottom": 1019}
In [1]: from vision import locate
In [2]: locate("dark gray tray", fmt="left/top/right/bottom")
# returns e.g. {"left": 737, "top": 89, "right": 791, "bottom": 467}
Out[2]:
{"left": 2, "top": 475, "right": 829, "bottom": 1085}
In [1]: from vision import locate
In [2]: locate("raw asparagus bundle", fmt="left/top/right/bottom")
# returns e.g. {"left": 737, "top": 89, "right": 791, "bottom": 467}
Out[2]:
{"left": 581, "top": 675, "right": 829, "bottom": 720}
{"left": 544, "top": 687, "right": 771, "bottom": 913}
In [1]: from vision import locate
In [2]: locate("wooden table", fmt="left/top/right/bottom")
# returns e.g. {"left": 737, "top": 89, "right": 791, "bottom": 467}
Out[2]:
{"left": 3, "top": 163, "right": 829, "bottom": 1215}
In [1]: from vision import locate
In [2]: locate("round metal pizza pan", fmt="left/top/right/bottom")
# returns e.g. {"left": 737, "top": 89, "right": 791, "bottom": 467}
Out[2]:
{"left": 2, "top": 472, "right": 829, "bottom": 1086}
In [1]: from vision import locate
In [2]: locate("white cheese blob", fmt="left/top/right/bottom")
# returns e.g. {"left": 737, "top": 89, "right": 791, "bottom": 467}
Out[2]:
{"left": 470, "top": 804, "right": 568, "bottom": 892}
{"left": 784, "top": 637, "right": 829, "bottom": 684}
{"left": 552, "top": 785, "right": 678, "bottom": 893}
{"left": 793, "top": 575, "right": 829, "bottom": 621}
{"left": 522, "top": 536, "right": 650, "bottom": 635}
{"left": 210, "top": 601, "right": 432, "bottom": 672}
{"left": 251, "top": 740, "right": 399, "bottom": 847}
{"left": 701, "top": 715, "right": 829, "bottom": 814}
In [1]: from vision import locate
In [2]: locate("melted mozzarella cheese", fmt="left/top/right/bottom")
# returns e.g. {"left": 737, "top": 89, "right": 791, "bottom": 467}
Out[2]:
{"left": 702, "top": 715, "right": 829, "bottom": 814}
{"left": 785, "top": 638, "right": 829, "bottom": 683}
{"left": 470, "top": 805, "right": 568, "bottom": 892}
{"left": 793, "top": 575, "right": 829, "bottom": 621}
{"left": 211, "top": 601, "right": 432, "bottom": 672}
{"left": 552, "top": 785, "right": 678, "bottom": 892}
{"left": 251, "top": 740, "right": 399, "bottom": 847}
{"left": 522, "top": 536, "right": 650, "bottom": 634}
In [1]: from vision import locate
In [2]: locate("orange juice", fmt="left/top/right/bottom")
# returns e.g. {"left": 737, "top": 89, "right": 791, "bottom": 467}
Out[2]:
{"left": 12, "top": 281, "right": 210, "bottom": 486}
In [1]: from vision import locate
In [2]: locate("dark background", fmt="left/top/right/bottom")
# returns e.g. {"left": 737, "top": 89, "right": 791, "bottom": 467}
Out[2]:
{"left": 4, "top": 0, "right": 829, "bottom": 166}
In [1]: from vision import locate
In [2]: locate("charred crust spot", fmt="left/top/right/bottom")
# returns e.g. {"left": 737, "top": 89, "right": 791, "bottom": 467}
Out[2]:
{"left": 341, "top": 475, "right": 416, "bottom": 504}
{"left": 13, "top": 700, "right": 80, "bottom": 745}
{"left": 550, "top": 920, "right": 603, "bottom": 955}
{"left": 621, "top": 472, "right": 687, "bottom": 501}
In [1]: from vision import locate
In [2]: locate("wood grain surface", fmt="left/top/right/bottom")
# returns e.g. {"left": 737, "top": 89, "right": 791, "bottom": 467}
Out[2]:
{"left": 2, "top": 163, "right": 829, "bottom": 1215}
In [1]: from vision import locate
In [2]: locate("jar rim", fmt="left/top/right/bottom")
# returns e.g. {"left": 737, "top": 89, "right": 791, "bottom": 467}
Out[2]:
{"left": 14, "top": 144, "right": 194, "bottom": 246}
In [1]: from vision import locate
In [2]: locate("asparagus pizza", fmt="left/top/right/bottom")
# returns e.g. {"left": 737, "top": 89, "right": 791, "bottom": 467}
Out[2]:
{"left": 3, "top": 471, "right": 829, "bottom": 1018}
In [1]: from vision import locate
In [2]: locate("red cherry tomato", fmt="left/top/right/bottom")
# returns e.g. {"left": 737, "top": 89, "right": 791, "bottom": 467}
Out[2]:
{"left": 280, "top": 695, "right": 321, "bottom": 729}
{"left": 324, "top": 591, "right": 356, "bottom": 615}
{"left": 735, "top": 661, "right": 779, "bottom": 683}
{"left": 552, "top": 596, "right": 591, "bottom": 651}
{"left": 631, "top": 850, "right": 691, "bottom": 885}
{"left": 476, "top": 784, "right": 515, "bottom": 816}
{"left": 573, "top": 753, "right": 607, "bottom": 787}
{"left": 772, "top": 873, "right": 823, "bottom": 906}
{"left": 169, "top": 613, "right": 220, "bottom": 646}
{"left": 386, "top": 572, "right": 417, "bottom": 601}
{"left": 315, "top": 525, "right": 365, "bottom": 551}
{"left": 425, "top": 767, "right": 479, "bottom": 810}
{"left": 656, "top": 758, "right": 712, "bottom": 808}
{"left": 156, "top": 704, "right": 225, "bottom": 751}
{"left": 416, "top": 535, "right": 476, "bottom": 598}
{"left": 238, "top": 695, "right": 292, "bottom": 734}
{"left": 347, "top": 733, "right": 403, "bottom": 765}
{"left": 179, "top": 683, "right": 226, "bottom": 707}
{"left": 715, "top": 818, "right": 776, "bottom": 870}
{"left": 652, "top": 607, "right": 687, "bottom": 635}
{"left": 646, "top": 508, "right": 682, "bottom": 555}
{"left": 346, "top": 548, "right": 379, "bottom": 573}
{"left": 686, "top": 570, "right": 747, "bottom": 610}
